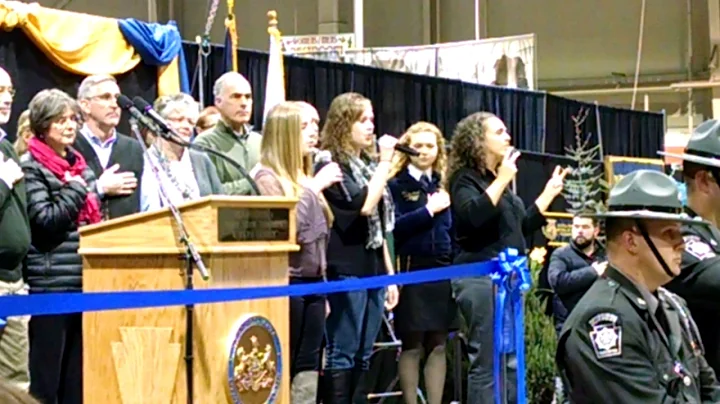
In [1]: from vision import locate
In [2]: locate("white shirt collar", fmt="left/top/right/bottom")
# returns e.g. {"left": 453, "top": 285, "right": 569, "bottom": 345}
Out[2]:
{"left": 407, "top": 164, "right": 432, "bottom": 182}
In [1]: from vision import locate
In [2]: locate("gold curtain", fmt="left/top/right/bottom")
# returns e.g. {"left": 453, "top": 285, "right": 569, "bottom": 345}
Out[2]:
{"left": 0, "top": 1, "right": 182, "bottom": 95}
{"left": 0, "top": 1, "right": 140, "bottom": 75}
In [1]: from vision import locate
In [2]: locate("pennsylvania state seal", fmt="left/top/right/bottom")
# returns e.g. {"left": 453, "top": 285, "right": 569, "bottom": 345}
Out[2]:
{"left": 227, "top": 315, "right": 282, "bottom": 404}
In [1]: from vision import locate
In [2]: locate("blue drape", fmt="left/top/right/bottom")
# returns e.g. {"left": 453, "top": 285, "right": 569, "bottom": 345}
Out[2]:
{"left": 118, "top": 19, "right": 190, "bottom": 94}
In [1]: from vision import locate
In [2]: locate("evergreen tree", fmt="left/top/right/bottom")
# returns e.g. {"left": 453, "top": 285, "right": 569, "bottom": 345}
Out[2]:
{"left": 562, "top": 107, "right": 608, "bottom": 214}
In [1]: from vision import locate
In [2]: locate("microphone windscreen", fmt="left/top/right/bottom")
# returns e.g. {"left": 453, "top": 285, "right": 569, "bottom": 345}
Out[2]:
{"left": 116, "top": 94, "right": 134, "bottom": 109}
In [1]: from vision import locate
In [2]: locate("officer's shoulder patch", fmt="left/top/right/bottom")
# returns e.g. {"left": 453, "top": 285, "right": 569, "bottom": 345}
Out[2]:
{"left": 684, "top": 235, "right": 716, "bottom": 260}
{"left": 588, "top": 312, "right": 622, "bottom": 359}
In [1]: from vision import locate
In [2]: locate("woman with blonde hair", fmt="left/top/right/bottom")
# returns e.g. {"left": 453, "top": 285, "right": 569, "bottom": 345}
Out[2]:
{"left": 316, "top": 92, "right": 399, "bottom": 403}
{"left": 13, "top": 110, "right": 31, "bottom": 156}
{"left": 388, "top": 122, "right": 457, "bottom": 404}
{"left": 252, "top": 101, "right": 342, "bottom": 403}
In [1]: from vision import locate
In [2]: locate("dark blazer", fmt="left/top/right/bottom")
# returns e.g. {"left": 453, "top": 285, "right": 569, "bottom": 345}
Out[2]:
{"left": 21, "top": 151, "right": 97, "bottom": 293}
{"left": 388, "top": 168, "right": 452, "bottom": 260}
{"left": 73, "top": 132, "right": 144, "bottom": 220}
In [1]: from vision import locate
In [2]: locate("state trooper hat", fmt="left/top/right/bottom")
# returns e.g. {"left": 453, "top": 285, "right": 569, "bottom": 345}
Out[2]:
{"left": 585, "top": 170, "right": 707, "bottom": 226}
{"left": 659, "top": 119, "right": 720, "bottom": 168}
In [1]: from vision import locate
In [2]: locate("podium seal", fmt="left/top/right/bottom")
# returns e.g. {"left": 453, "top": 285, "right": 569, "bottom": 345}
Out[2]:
{"left": 227, "top": 314, "right": 282, "bottom": 403}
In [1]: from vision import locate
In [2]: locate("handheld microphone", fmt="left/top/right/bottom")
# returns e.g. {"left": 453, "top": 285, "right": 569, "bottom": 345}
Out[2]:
{"left": 394, "top": 143, "right": 420, "bottom": 156}
{"left": 133, "top": 96, "right": 175, "bottom": 135}
{"left": 117, "top": 95, "right": 163, "bottom": 134}
{"left": 315, "top": 150, "right": 352, "bottom": 202}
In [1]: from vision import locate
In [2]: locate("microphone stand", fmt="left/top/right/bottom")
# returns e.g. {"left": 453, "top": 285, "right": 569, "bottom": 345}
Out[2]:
{"left": 129, "top": 121, "right": 206, "bottom": 404}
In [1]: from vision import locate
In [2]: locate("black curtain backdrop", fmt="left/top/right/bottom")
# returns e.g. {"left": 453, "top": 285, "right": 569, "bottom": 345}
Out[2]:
{"left": 544, "top": 94, "right": 664, "bottom": 158}
{"left": 0, "top": 30, "right": 158, "bottom": 142}
{"left": 596, "top": 104, "right": 665, "bottom": 158}
{"left": 183, "top": 42, "right": 546, "bottom": 152}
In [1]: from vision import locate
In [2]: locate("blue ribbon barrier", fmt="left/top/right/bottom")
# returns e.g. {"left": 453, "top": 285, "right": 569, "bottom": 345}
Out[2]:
{"left": 491, "top": 248, "right": 531, "bottom": 404}
{"left": 0, "top": 249, "right": 531, "bottom": 403}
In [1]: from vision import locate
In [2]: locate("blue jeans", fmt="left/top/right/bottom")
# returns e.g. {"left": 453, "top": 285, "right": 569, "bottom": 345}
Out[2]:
{"left": 325, "top": 277, "right": 386, "bottom": 371}
{"left": 452, "top": 276, "right": 517, "bottom": 404}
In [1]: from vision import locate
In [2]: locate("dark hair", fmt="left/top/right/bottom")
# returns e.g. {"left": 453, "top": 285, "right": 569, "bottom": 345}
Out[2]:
{"left": 28, "top": 89, "right": 79, "bottom": 138}
{"left": 573, "top": 215, "right": 598, "bottom": 227}
{"left": 445, "top": 112, "right": 499, "bottom": 186}
{"left": 0, "top": 379, "right": 40, "bottom": 404}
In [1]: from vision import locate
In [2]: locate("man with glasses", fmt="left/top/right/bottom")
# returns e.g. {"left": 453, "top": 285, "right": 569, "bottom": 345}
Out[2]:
{"left": 74, "top": 74, "right": 144, "bottom": 219}
{"left": 0, "top": 66, "right": 32, "bottom": 391}
{"left": 660, "top": 120, "right": 720, "bottom": 376}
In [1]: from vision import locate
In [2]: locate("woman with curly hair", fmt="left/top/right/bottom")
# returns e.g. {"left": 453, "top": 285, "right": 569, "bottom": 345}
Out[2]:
{"left": 446, "top": 112, "right": 569, "bottom": 404}
{"left": 317, "top": 92, "right": 399, "bottom": 403}
{"left": 388, "top": 122, "right": 458, "bottom": 404}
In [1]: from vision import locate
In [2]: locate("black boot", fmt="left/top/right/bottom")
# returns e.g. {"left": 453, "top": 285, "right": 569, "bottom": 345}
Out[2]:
{"left": 322, "top": 369, "right": 352, "bottom": 404}
{"left": 351, "top": 369, "right": 369, "bottom": 404}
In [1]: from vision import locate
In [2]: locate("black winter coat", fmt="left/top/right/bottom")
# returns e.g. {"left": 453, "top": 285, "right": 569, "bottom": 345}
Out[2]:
{"left": 21, "top": 151, "right": 97, "bottom": 293}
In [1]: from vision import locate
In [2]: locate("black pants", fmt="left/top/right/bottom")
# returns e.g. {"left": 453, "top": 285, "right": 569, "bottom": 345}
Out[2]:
{"left": 289, "top": 277, "right": 326, "bottom": 379}
{"left": 452, "top": 277, "right": 517, "bottom": 404}
{"left": 29, "top": 313, "right": 82, "bottom": 404}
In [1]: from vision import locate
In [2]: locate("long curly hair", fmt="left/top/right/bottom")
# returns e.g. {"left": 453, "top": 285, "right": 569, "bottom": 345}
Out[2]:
{"left": 445, "top": 112, "right": 499, "bottom": 186}
{"left": 319, "top": 92, "right": 372, "bottom": 165}
{"left": 389, "top": 121, "right": 447, "bottom": 183}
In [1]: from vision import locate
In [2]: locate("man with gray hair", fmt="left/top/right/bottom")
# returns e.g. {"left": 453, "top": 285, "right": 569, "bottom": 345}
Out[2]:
{"left": 194, "top": 72, "right": 261, "bottom": 195}
{"left": 0, "top": 66, "right": 31, "bottom": 391}
{"left": 73, "top": 74, "right": 144, "bottom": 219}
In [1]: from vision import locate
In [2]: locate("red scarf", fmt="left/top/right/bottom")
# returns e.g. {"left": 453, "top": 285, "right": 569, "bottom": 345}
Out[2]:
{"left": 28, "top": 137, "right": 102, "bottom": 225}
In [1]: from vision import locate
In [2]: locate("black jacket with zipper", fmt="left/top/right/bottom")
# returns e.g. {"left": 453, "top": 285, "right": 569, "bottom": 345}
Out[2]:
{"left": 21, "top": 151, "right": 97, "bottom": 293}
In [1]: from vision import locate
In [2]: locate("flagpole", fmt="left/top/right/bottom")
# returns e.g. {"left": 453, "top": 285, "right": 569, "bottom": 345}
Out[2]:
{"left": 354, "top": 0, "right": 364, "bottom": 49}
{"left": 263, "top": 10, "right": 286, "bottom": 124}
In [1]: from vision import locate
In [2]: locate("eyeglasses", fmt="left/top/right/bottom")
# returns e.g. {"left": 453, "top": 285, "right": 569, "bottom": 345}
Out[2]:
{"left": 88, "top": 92, "right": 119, "bottom": 103}
{"left": 0, "top": 87, "right": 15, "bottom": 98}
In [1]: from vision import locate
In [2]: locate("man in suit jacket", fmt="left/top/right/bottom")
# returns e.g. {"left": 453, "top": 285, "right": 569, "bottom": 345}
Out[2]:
{"left": 74, "top": 75, "right": 144, "bottom": 219}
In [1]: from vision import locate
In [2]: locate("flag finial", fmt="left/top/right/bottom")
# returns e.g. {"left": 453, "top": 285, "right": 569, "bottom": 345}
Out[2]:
{"left": 267, "top": 10, "right": 279, "bottom": 35}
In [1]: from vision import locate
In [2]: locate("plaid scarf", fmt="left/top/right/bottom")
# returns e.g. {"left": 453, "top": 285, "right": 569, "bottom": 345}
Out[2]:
{"left": 347, "top": 155, "right": 394, "bottom": 249}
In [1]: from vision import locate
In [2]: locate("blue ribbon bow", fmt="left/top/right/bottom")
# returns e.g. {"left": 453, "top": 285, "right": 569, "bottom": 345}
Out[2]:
{"left": 491, "top": 248, "right": 531, "bottom": 404}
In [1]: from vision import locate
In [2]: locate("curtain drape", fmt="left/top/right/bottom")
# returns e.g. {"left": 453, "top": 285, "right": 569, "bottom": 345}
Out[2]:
{"left": 184, "top": 42, "right": 546, "bottom": 150}
{"left": 117, "top": 19, "right": 190, "bottom": 95}
{"left": 0, "top": 30, "right": 157, "bottom": 142}
{"left": 544, "top": 94, "right": 663, "bottom": 158}
{"left": 0, "top": 1, "right": 140, "bottom": 75}
{"left": 596, "top": 104, "right": 665, "bottom": 158}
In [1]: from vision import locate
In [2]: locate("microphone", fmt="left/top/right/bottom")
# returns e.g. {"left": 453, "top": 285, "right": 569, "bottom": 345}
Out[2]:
{"left": 117, "top": 95, "right": 163, "bottom": 134}
{"left": 130, "top": 96, "right": 262, "bottom": 196}
{"left": 133, "top": 96, "right": 174, "bottom": 135}
{"left": 315, "top": 150, "right": 351, "bottom": 202}
{"left": 394, "top": 143, "right": 420, "bottom": 156}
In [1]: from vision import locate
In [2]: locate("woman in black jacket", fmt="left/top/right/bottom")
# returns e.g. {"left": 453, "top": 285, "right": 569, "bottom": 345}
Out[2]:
{"left": 447, "top": 112, "right": 568, "bottom": 404}
{"left": 22, "top": 89, "right": 101, "bottom": 404}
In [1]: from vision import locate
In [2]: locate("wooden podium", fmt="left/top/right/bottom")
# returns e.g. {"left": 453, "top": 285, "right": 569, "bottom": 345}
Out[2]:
{"left": 78, "top": 196, "right": 299, "bottom": 404}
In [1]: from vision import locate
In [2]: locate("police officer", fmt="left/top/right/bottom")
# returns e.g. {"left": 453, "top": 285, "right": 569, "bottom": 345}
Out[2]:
{"left": 661, "top": 120, "right": 720, "bottom": 376}
{"left": 556, "top": 170, "right": 720, "bottom": 403}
